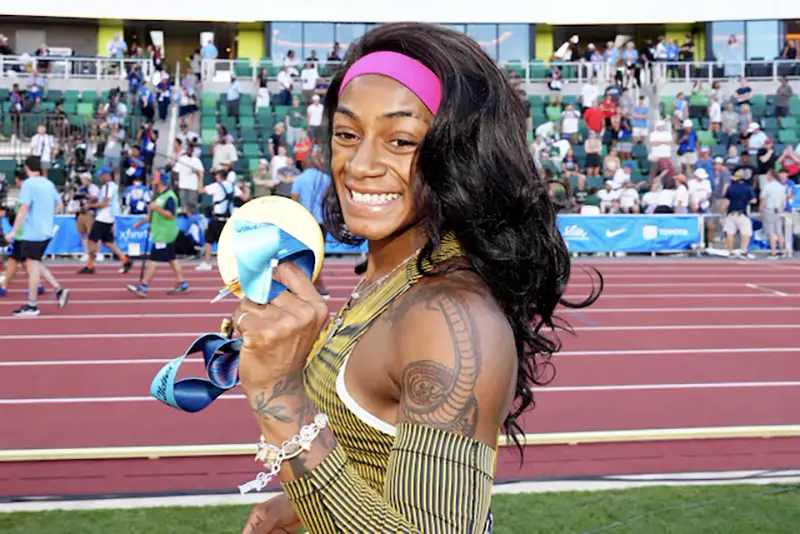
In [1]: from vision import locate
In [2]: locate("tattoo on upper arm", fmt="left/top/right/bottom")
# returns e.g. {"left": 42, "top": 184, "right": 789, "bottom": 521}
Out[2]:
{"left": 395, "top": 287, "right": 483, "bottom": 438}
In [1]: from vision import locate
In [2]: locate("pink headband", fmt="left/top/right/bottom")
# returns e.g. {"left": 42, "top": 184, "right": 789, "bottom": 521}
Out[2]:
{"left": 338, "top": 51, "right": 443, "bottom": 114}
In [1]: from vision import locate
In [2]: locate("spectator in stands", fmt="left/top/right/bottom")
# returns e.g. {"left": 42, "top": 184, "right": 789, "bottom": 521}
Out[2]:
{"left": 293, "top": 131, "right": 312, "bottom": 170}
{"left": 286, "top": 95, "right": 305, "bottom": 146}
{"left": 720, "top": 102, "right": 739, "bottom": 147}
{"left": 597, "top": 180, "right": 619, "bottom": 213}
{"left": 547, "top": 66, "right": 563, "bottom": 106}
{"left": 779, "top": 167, "right": 796, "bottom": 211}
{"left": 694, "top": 146, "right": 713, "bottom": 178}
{"left": 602, "top": 146, "right": 620, "bottom": 178}
{"left": 584, "top": 131, "right": 602, "bottom": 177}
{"left": 124, "top": 175, "right": 151, "bottom": 216}
{"left": 29, "top": 124, "right": 54, "bottom": 177}
{"left": 561, "top": 103, "right": 580, "bottom": 144}
{"left": 752, "top": 137, "right": 776, "bottom": 195}
{"left": 734, "top": 77, "right": 753, "bottom": 106}
{"left": 277, "top": 65, "right": 294, "bottom": 106}
{"left": 653, "top": 177, "right": 676, "bottom": 214}
{"left": 616, "top": 113, "right": 633, "bottom": 160}
{"left": 155, "top": 73, "right": 172, "bottom": 121}
{"left": 255, "top": 67, "right": 270, "bottom": 109}
{"left": 725, "top": 145, "right": 742, "bottom": 172}
{"left": 270, "top": 145, "right": 293, "bottom": 183}
{"left": 580, "top": 77, "right": 600, "bottom": 112}
{"left": 201, "top": 38, "right": 218, "bottom": 81}
{"left": 677, "top": 119, "right": 698, "bottom": 174}
{"left": 708, "top": 96, "right": 722, "bottom": 134}
{"left": 675, "top": 174, "right": 690, "bottom": 212}
{"left": 600, "top": 94, "right": 616, "bottom": 130}
{"left": 723, "top": 170, "right": 756, "bottom": 259}
{"left": 561, "top": 149, "right": 580, "bottom": 180}
{"left": 136, "top": 121, "right": 157, "bottom": 170}
{"left": 631, "top": 96, "right": 649, "bottom": 144}
{"left": 101, "top": 122, "right": 125, "bottom": 184}
{"left": 123, "top": 145, "right": 146, "bottom": 185}
{"left": 108, "top": 33, "right": 127, "bottom": 59}
{"left": 25, "top": 68, "right": 44, "bottom": 112}
{"left": 774, "top": 77, "right": 794, "bottom": 118}
{"left": 760, "top": 169, "right": 787, "bottom": 258}
{"left": 252, "top": 159, "right": 274, "bottom": 197}
{"left": 225, "top": 75, "right": 241, "bottom": 120}
{"left": 327, "top": 42, "right": 342, "bottom": 62}
{"left": 688, "top": 168, "right": 712, "bottom": 214}
{"left": 648, "top": 120, "right": 672, "bottom": 174}
{"left": 139, "top": 82, "right": 156, "bottom": 122}
{"left": 711, "top": 157, "right": 733, "bottom": 206}
{"left": 127, "top": 65, "right": 143, "bottom": 108}
{"left": 177, "top": 121, "right": 200, "bottom": 158}
{"left": 738, "top": 105, "right": 753, "bottom": 142}
{"left": 582, "top": 99, "right": 604, "bottom": 135}
{"left": 618, "top": 180, "right": 640, "bottom": 213}
{"left": 779, "top": 145, "right": 800, "bottom": 183}
{"left": 733, "top": 151, "right": 757, "bottom": 189}
{"left": 190, "top": 50, "right": 202, "bottom": 83}
{"left": 307, "top": 94, "right": 324, "bottom": 144}
{"left": 211, "top": 129, "right": 238, "bottom": 171}
{"left": 610, "top": 162, "right": 633, "bottom": 190}
{"left": 0, "top": 35, "right": 12, "bottom": 56}
{"left": 175, "top": 143, "right": 203, "bottom": 215}
{"left": 671, "top": 92, "right": 688, "bottom": 132}
{"left": 641, "top": 181, "right": 660, "bottom": 213}
{"left": 267, "top": 123, "right": 286, "bottom": 158}
{"left": 300, "top": 61, "right": 319, "bottom": 105}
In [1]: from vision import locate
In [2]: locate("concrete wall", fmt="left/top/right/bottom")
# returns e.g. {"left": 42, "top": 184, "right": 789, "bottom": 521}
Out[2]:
{"left": 0, "top": 17, "right": 98, "bottom": 57}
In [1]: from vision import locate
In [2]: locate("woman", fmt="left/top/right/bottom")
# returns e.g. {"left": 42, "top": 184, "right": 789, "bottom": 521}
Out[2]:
{"left": 231, "top": 23, "right": 599, "bottom": 534}
{"left": 603, "top": 146, "right": 621, "bottom": 178}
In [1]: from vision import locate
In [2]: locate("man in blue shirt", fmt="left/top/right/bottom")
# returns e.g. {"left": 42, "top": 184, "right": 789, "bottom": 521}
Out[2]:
{"left": 291, "top": 150, "right": 331, "bottom": 298}
{"left": 722, "top": 170, "right": 757, "bottom": 259}
{"left": 2, "top": 156, "right": 70, "bottom": 316}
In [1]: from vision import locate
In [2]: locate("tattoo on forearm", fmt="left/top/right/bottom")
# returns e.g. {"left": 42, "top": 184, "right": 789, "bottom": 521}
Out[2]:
{"left": 397, "top": 289, "right": 482, "bottom": 437}
{"left": 249, "top": 371, "right": 304, "bottom": 424}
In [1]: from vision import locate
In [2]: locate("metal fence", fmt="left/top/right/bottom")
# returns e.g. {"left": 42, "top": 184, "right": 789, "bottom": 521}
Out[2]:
{"left": 201, "top": 58, "right": 800, "bottom": 86}
{"left": 0, "top": 55, "right": 154, "bottom": 81}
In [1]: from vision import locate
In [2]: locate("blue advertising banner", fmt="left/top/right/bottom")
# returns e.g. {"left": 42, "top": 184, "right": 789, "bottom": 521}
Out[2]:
{"left": 2, "top": 215, "right": 368, "bottom": 256}
{"left": 557, "top": 215, "right": 702, "bottom": 253}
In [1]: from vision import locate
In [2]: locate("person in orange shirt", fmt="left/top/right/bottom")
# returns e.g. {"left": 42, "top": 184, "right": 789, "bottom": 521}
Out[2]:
{"left": 293, "top": 130, "right": 312, "bottom": 170}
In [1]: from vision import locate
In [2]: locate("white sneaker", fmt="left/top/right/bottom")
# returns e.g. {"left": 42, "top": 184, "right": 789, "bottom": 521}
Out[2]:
{"left": 195, "top": 263, "right": 213, "bottom": 271}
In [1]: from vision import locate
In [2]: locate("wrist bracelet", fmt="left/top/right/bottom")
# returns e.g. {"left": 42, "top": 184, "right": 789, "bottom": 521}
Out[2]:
{"left": 238, "top": 413, "right": 329, "bottom": 494}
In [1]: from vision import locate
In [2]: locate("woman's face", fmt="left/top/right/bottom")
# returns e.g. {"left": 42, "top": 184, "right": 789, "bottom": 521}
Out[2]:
{"left": 331, "top": 74, "right": 433, "bottom": 242}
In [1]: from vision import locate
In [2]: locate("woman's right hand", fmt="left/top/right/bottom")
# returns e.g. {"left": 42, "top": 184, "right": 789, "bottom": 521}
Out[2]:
{"left": 242, "top": 493, "right": 302, "bottom": 534}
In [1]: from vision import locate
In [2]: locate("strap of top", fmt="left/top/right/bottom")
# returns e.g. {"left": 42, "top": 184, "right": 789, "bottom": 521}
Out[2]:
{"left": 308, "top": 233, "right": 465, "bottom": 362}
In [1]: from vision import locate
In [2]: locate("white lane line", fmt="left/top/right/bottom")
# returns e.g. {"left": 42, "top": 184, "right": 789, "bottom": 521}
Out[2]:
{"left": 1, "top": 381, "right": 798, "bottom": 404}
{"left": 4, "top": 346, "right": 800, "bottom": 366}
{"left": 3, "top": 323, "right": 800, "bottom": 340}
{"left": 746, "top": 283, "right": 790, "bottom": 297}
{"left": 3, "top": 306, "right": 800, "bottom": 322}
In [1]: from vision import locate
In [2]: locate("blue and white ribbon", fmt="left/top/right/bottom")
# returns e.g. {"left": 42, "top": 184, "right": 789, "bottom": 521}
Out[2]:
{"left": 149, "top": 220, "right": 317, "bottom": 413}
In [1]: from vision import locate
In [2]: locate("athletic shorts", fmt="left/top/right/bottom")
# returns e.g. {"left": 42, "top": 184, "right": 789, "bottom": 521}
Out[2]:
{"left": 19, "top": 239, "right": 51, "bottom": 261}
{"left": 149, "top": 242, "right": 177, "bottom": 263}
{"left": 10, "top": 240, "right": 23, "bottom": 262}
{"left": 88, "top": 221, "right": 115, "bottom": 243}
{"left": 205, "top": 218, "right": 227, "bottom": 245}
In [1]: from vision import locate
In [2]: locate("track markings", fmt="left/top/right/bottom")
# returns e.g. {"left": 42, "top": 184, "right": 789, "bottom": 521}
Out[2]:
{"left": 1, "top": 381, "right": 798, "bottom": 404}
{"left": 746, "top": 283, "right": 790, "bottom": 297}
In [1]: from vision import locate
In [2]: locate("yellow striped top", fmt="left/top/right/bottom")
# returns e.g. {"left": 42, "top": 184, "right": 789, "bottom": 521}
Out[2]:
{"left": 282, "top": 234, "right": 496, "bottom": 533}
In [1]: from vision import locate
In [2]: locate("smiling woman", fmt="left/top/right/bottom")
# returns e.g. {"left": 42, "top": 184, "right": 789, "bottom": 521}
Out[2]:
{"left": 233, "top": 22, "right": 601, "bottom": 534}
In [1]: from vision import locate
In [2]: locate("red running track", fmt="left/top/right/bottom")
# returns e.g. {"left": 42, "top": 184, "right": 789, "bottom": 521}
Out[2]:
{"left": 1, "top": 260, "right": 799, "bottom": 498}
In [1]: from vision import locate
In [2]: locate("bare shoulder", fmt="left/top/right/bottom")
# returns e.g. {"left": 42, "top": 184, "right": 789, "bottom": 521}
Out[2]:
{"left": 385, "top": 270, "right": 516, "bottom": 447}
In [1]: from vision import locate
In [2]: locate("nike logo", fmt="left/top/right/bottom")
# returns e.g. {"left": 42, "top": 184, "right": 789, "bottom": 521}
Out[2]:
{"left": 605, "top": 229, "right": 625, "bottom": 238}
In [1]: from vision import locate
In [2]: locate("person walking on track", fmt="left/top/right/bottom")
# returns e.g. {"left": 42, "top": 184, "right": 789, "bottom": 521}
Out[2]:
{"left": 195, "top": 169, "right": 248, "bottom": 271}
{"left": 2, "top": 156, "right": 69, "bottom": 316}
{"left": 78, "top": 167, "right": 134, "bottom": 275}
{"left": 126, "top": 171, "right": 189, "bottom": 298}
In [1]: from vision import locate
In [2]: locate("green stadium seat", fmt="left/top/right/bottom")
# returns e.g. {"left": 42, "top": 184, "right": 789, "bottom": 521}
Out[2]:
{"left": 778, "top": 130, "right": 798, "bottom": 145}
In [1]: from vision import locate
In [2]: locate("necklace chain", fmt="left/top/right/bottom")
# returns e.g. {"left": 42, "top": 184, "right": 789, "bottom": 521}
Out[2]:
{"left": 325, "top": 247, "right": 422, "bottom": 343}
{"left": 349, "top": 247, "right": 422, "bottom": 303}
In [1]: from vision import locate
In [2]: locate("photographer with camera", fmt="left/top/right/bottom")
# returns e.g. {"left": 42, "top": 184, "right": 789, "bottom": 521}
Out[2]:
{"left": 195, "top": 169, "right": 249, "bottom": 271}
{"left": 68, "top": 172, "right": 100, "bottom": 266}
{"left": 78, "top": 168, "right": 134, "bottom": 275}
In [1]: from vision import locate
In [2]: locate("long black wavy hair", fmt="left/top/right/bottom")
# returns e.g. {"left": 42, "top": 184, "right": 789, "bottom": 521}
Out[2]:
{"left": 320, "top": 22, "right": 602, "bottom": 453}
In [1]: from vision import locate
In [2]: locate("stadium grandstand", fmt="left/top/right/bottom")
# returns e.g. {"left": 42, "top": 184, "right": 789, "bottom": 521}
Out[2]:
{"left": 1, "top": 2, "right": 799, "bottom": 532}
